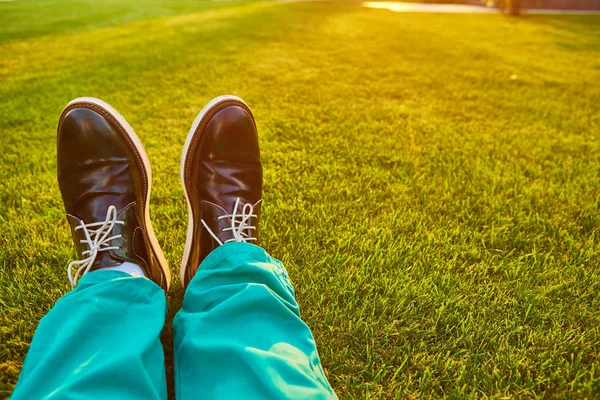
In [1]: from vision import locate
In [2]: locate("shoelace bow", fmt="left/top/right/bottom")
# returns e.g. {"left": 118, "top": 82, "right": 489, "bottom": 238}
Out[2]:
{"left": 67, "top": 205, "right": 124, "bottom": 286}
{"left": 201, "top": 198, "right": 259, "bottom": 245}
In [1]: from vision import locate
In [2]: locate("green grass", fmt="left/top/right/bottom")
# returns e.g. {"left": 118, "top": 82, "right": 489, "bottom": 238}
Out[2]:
{"left": 1, "top": 0, "right": 600, "bottom": 398}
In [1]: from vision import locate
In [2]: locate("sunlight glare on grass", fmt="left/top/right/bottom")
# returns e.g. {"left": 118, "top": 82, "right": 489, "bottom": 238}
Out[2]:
{"left": 363, "top": 1, "right": 496, "bottom": 13}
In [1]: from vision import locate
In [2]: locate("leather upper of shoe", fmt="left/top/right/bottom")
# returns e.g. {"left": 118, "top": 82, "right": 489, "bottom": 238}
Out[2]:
{"left": 182, "top": 101, "right": 263, "bottom": 286}
{"left": 57, "top": 105, "right": 167, "bottom": 289}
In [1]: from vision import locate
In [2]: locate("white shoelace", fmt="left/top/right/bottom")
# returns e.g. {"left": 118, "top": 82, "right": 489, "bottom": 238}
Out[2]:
{"left": 67, "top": 205, "right": 124, "bottom": 286}
{"left": 201, "top": 198, "right": 259, "bottom": 246}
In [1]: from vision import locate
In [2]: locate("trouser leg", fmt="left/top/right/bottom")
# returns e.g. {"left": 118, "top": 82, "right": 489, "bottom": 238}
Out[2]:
{"left": 11, "top": 270, "right": 167, "bottom": 400}
{"left": 174, "top": 243, "right": 336, "bottom": 399}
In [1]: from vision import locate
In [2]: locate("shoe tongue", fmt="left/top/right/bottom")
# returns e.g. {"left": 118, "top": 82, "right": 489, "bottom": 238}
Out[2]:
{"left": 67, "top": 210, "right": 126, "bottom": 272}
{"left": 91, "top": 252, "right": 122, "bottom": 270}
{"left": 202, "top": 199, "right": 261, "bottom": 245}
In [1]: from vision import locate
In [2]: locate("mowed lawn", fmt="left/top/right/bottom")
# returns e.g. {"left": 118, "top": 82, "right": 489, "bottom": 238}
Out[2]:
{"left": 1, "top": 0, "right": 600, "bottom": 398}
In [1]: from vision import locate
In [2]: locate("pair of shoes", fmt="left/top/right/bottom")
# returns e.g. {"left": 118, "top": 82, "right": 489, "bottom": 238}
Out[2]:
{"left": 57, "top": 96, "right": 262, "bottom": 292}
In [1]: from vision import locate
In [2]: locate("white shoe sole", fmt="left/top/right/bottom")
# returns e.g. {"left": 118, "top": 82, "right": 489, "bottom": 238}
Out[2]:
{"left": 179, "top": 95, "right": 248, "bottom": 287}
{"left": 64, "top": 97, "right": 171, "bottom": 291}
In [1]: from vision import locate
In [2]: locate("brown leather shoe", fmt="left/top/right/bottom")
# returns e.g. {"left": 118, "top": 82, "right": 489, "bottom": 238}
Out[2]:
{"left": 180, "top": 95, "right": 263, "bottom": 288}
{"left": 57, "top": 98, "right": 170, "bottom": 291}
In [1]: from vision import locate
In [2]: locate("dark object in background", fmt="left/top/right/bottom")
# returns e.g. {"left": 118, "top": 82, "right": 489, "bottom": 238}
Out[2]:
{"left": 495, "top": 0, "right": 600, "bottom": 15}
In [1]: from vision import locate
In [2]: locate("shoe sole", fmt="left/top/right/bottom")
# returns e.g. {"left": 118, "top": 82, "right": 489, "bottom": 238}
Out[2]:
{"left": 179, "top": 95, "right": 249, "bottom": 287}
{"left": 63, "top": 97, "right": 171, "bottom": 291}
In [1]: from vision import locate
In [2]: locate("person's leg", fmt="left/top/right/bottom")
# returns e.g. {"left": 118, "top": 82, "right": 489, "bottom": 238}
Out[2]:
{"left": 11, "top": 271, "right": 167, "bottom": 400}
{"left": 12, "top": 98, "right": 171, "bottom": 399}
{"left": 173, "top": 243, "right": 336, "bottom": 399}
{"left": 175, "top": 96, "right": 336, "bottom": 399}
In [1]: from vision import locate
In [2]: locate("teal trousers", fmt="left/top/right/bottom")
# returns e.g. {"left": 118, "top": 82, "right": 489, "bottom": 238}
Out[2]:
{"left": 11, "top": 243, "right": 336, "bottom": 399}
